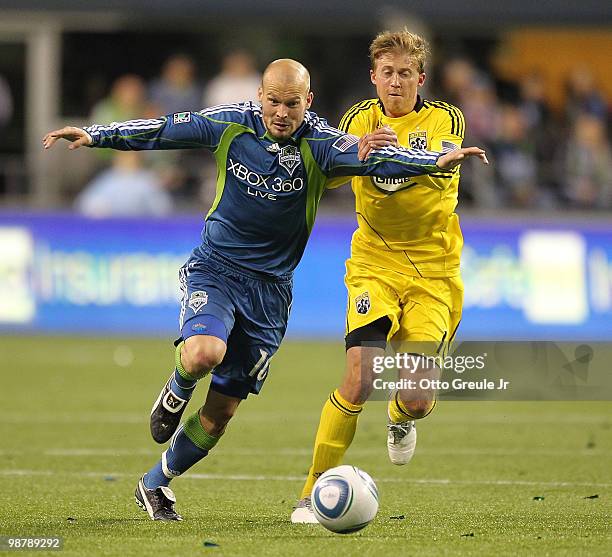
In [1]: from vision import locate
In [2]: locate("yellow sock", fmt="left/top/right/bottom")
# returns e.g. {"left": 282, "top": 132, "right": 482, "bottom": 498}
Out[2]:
{"left": 388, "top": 391, "right": 437, "bottom": 423}
{"left": 299, "top": 389, "right": 363, "bottom": 499}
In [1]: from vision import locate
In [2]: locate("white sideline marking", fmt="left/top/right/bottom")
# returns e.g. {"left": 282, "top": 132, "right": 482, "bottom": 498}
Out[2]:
{"left": 1, "top": 469, "right": 610, "bottom": 488}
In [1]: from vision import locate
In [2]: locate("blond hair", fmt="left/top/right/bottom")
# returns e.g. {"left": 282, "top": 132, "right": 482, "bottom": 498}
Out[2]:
{"left": 369, "top": 29, "right": 430, "bottom": 73}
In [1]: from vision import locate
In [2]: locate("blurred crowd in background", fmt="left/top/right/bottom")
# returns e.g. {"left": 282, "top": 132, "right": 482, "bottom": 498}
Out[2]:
{"left": 0, "top": 35, "right": 610, "bottom": 216}
{"left": 74, "top": 51, "right": 263, "bottom": 217}
{"left": 439, "top": 57, "right": 610, "bottom": 212}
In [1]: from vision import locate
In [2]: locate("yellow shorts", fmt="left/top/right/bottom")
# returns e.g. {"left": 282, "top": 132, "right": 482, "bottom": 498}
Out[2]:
{"left": 345, "top": 258, "right": 464, "bottom": 352}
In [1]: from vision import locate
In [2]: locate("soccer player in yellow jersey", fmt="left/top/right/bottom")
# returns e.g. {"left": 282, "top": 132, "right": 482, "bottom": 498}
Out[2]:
{"left": 292, "top": 29, "right": 489, "bottom": 522}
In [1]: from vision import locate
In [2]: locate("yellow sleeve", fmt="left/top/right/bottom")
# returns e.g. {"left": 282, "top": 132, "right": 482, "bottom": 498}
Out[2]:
{"left": 325, "top": 102, "right": 372, "bottom": 189}
{"left": 418, "top": 103, "right": 465, "bottom": 191}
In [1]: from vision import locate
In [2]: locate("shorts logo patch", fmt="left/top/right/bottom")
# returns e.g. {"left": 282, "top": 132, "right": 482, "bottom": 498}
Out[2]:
{"left": 355, "top": 291, "right": 371, "bottom": 315}
{"left": 332, "top": 134, "right": 359, "bottom": 152}
{"left": 173, "top": 112, "right": 191, "bottom": 125}
{"left": 409, "top": 131, "right": 427, "bottom": 150}
{"left": 188, "top": 291, "right": 208, "bottom": 313}
{"left": 279, "top": 145, "right": 301, "bottom": 176}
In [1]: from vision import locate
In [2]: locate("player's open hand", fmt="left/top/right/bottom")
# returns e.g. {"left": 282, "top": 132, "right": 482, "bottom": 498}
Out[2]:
{"left": 42, "top": 126, "right": 92, "bottom": 150}
{"left": 436, "top": 146, "right": 489, "bottom": 170}
{"left": 358, "top": 125, "right": 398, "bottom": 161}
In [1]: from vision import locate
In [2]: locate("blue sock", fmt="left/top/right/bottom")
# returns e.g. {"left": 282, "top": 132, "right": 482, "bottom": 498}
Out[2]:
{"left": 170, "top": 368, "right": 197, "bottom": 400}
{"left": 170, "top": 342, "right": 197, "bottom": 400}
{"left": 143, "top": 412, "right": 219, "bottom": 490}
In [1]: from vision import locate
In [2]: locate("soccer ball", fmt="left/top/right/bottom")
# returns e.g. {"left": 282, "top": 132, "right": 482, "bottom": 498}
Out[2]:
{"left": 311, "top": 465, "right": 379, "bottom": 534}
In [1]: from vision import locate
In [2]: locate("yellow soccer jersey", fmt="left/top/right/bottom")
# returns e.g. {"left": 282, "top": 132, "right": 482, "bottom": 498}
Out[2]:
{"left": 337, "top": 96, "right": 465, "bottom": 278}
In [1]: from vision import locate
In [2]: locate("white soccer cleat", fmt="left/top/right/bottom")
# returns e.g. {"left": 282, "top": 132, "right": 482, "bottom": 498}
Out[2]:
{"left": 387, "top": 420, "right": 417, "bottom": 466}
{"left": 290, "top": 497, "right": 318, "bottom": 524}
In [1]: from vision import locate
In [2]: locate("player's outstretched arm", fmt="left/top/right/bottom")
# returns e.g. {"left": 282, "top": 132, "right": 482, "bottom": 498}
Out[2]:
{"left": 42, "top": 126, "right": 92, "bottom": 150}
{"left": 436, "top": 146, "right": 489, "bottom": 170}
{"left": 357, "top": 129, "right": 489, "bottom": 170}
{"left": 316, "top": 120, "right": 483, "bottom": 181}
{"left": 43, "top": 112, "right": 226, "bottom": 153}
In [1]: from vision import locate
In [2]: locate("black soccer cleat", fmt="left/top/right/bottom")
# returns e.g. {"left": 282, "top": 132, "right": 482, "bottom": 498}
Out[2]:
{"left": 150, "top": 376, "right": 189, "bottom": 444}
{"left": 135, "top": 476, "right": 183, "bottom": 521}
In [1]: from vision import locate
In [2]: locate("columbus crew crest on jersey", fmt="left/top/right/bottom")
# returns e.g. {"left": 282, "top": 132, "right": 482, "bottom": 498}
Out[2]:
{"left": 355, "top": 292, "right": 371, "bottom": 315}
{"left": 408, "top": 131, "right": 428, "bottom": 150}
{"left": 278, "top": 145, "right": 301, "bottom": 176}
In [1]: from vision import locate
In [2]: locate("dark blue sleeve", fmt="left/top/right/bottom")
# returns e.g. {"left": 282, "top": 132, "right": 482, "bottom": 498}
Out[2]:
{"left": 84, "top": 108, "right": 242, "bottom": 151}
{"left": 309, "top": 131, "right": 443, "bottom": 179}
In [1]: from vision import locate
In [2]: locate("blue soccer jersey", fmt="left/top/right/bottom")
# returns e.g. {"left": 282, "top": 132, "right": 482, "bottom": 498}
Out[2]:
{"left": 84, "top": 102, "right": 443, "bottom": 277}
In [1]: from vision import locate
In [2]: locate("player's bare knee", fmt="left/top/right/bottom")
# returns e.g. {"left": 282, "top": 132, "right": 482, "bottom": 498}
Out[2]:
{"left": 401, "top": 398, "right": 436, "bottom": 419}
{"left": 190, "top": 350, "right": 224, "bottom": 375}
{"left": 182, "top": 337, "right": 226, "bottom": 377}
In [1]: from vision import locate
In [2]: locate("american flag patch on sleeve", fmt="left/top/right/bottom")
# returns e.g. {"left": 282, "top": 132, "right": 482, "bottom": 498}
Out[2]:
{"left": 332, "top": 134, "right": 359, "bottom": 152}
{"left": 441, "top": 140, "right": 458, "bottom": 152}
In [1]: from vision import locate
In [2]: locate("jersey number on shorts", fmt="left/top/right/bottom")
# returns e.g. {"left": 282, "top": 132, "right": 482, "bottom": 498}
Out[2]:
{"left": 248, "top": 349, "right": 270, "bottom": 381}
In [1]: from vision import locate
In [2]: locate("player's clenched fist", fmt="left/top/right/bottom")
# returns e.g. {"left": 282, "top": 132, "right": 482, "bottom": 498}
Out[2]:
{"left": 42, "top": 126, "right": 93, "bottom": 150}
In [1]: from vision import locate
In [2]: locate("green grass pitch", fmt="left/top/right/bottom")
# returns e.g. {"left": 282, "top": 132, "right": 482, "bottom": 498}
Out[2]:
{"left": 1, "top": 336, "right": 610, "bottom": 556}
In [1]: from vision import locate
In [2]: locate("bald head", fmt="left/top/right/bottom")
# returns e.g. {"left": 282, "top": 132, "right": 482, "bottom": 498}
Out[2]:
{"left": 258, "top": 59, "right": 314, "bottom": 141}
{"left": 262, "top": 59, "right": 311, "bottom": 94}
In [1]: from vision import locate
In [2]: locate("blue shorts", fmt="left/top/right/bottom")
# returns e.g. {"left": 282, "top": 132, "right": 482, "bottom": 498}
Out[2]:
{"left": 177, "top": 245, "right": 293, "bottom": 399}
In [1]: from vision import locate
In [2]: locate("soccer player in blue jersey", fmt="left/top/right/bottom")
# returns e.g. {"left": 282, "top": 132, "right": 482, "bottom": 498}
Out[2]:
{"left": 43, "top": 59, "right": 486, "bottom": 521}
